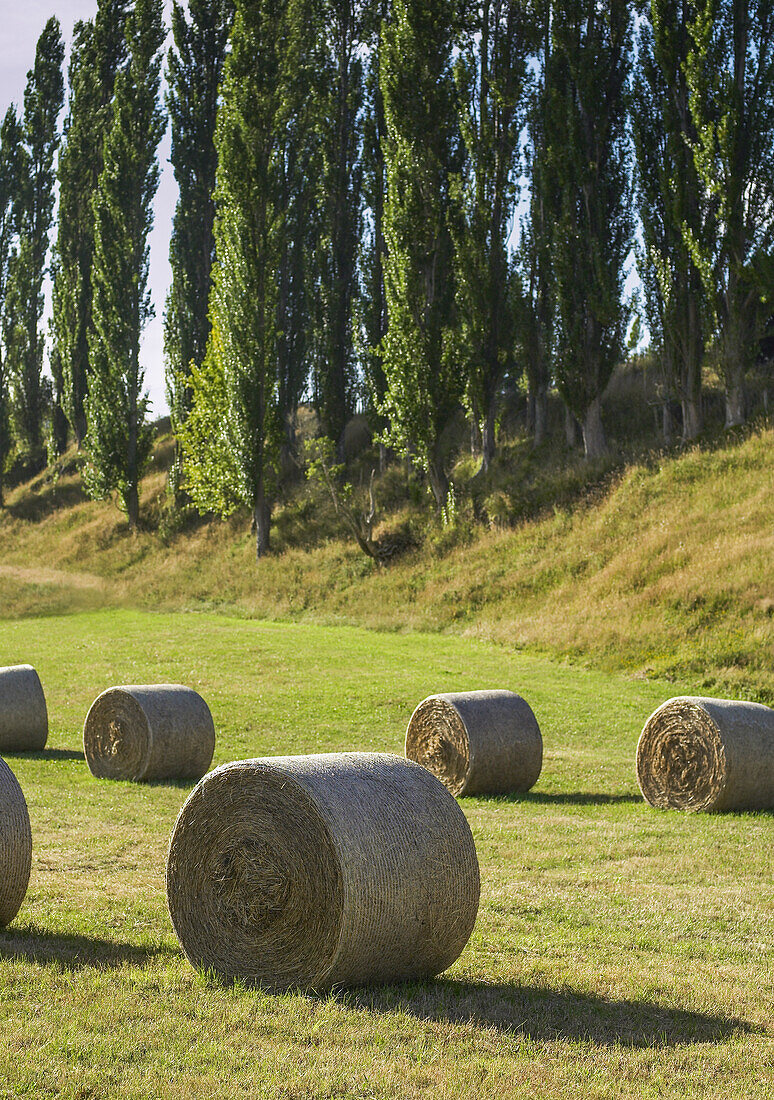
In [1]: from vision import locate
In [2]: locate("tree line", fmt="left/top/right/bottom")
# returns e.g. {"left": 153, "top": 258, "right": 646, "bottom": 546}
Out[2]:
{"left": 0, "top": 0, "right": 773, "bottom": 553}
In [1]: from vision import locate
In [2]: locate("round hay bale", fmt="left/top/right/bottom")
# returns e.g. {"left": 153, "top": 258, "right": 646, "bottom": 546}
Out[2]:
{"left": 0, "top": 664, "right": 48, "bottom": 752}
{"left": 0, "top": 756, "right": 32, "bottom": 927}
{"left": 637, "top": 695, "right": 774, "bottom": 811}
{"left": 405, "top": 689, "right": 542, "bottom": 797}
{"left": 166, "top": 752, "right": 480, "bottom": 990}
{"left": 83, "top": 685, "right": 215, "bottom": 782}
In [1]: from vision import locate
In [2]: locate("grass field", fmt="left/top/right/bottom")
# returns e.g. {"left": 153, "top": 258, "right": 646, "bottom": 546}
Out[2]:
{"left": 1, "top": 609, "right": 773, "bottom": 1098}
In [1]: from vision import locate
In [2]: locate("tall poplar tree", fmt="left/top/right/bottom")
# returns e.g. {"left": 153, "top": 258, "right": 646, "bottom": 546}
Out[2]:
{"left": 454, "top": 0, "right": 534, "bottom": 471}
{"left": 0, "top": 109, "right": 24, "bottom": 505}
{"left": 179, "top": 0, "right": 313, "bottom": 556}
{"left": 314, "top": 0, "right": 365, "bottom": 449}
{"left": 8, "top": 18, "right": 64, "bottom": 460}
{"left": 684, "top": 0, "right": 774, "bottom": 426}
{"left": 52, "top": 4, "right": 130, "bottom": 451}
{"left": 633, "top": 1, "right": 713, "bottom": 441}
{"left": 164, "top": 0, "right": 235, "bottom": 461}
{"left": 85, "top": 0, "right": 165, "bottom": 528}
{"left": 380, "top": 0, "right": 465, "bottom": 506}
{"left": 545, "top": 0, "right": 633, "bottom": 458}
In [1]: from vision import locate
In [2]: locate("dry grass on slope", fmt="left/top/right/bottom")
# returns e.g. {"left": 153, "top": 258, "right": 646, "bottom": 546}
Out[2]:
{"left": 0, "top": 425, "right": 772, "bottom": 701}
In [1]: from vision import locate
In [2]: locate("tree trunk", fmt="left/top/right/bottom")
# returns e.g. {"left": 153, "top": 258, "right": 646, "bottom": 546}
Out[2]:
{"left": 533, "top": 384, "right": 548, "bottom": 446}
{"left": 581, "top": 396, "right": 607, "bottom": 459}
{"left": 724, "top": 364, "right": 746, "bottom": 428}
{"left": 564, "top": 403, "right": 581, "bottom": 448}
{"left": 126, "top": 481, "right": 139, "bottom": 531}
{"left": 662, "top": 401, "right": 675, "bottom": 446}
{"left": 254, "top": 487, "right": 271, "bottom": 559}
{"left": 378, "top": 442, "right": 388, "bottom": 475}
{"left": 427, "top": 462, "right": 449, "bottom": 510}
{"left": 479, "top": 394, "right": 497, "bottom": 473}
{"left": 682, "top": 394, "right": 703, "bottom": 441}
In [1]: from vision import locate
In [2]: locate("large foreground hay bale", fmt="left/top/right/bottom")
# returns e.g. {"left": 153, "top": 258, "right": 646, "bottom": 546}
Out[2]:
{"left": 0, "top": 756, "right": 32, "bottom": 926}
{"left": 637, "top": 696, "right": 774, "bottom": 811}
{"left": 166, "top": 752, "right": 480, "bottom": 990}
{"left": 83, "top": 685, "right": 215, "bottom": 782}
{"left": 405, "top": 689, "right": 542, "bottom": 796}
{"left": 0, "top": 665, "right": 48, "bottom": 752}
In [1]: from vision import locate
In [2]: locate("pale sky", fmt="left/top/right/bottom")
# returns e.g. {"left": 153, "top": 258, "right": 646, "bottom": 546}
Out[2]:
{"left": 1, "top": 1, "right": 175, "bottom": 418}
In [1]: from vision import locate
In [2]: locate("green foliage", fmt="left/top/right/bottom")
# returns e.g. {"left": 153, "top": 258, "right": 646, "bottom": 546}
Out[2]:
{"left": 0, "top": 107, "right": 25, "bottom": 506}
{"left": 180, "top": 0, "right": 316, "bottom": 555}
{"left": 632, "top": 0, "right": 713, "bottom": 439}
{"left": 5, "top": 17, "right": 64, "bottom": 460}
{"left": 545, "top": 0, "right": 633, "bottom": 455}
{"left": 52, "top": 4, "right": 130, "bottom": 450}
{"left": 164, "top": 0, "right": 235, "bottom": 439}
{"left": 453, "top": 0, "right": 534, "bottom": 469}
{"left": 85, "top": 0, "right": 165, "bottom": 527}
{"left": 379, "top": 0, "right": 466, "bottom": 505}
{"left": 682, "top": 0, "right": 774, "bottom": 424}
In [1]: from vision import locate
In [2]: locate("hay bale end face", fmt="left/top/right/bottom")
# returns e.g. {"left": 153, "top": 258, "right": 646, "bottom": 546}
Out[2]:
{"left": 83, "top": 685, "right": 215, "bottom": 782}
{"left": 0, "top": 665, "right": 48, "bottom": 752}
{"left": 637, "top": 696, "right": 774, "bottom": 811}
{"left": 166, "top": 752, "right": 480, "bottom": 991}
{"left": 0, "top": 756, "right": 32, "bottom": 927}
{"left": 405, "top": 689, "right": 542, "bottom": 797}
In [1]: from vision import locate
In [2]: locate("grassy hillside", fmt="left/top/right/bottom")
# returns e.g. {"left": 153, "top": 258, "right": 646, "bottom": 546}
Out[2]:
{"left": 1, "top": 611, "right": 772, "bottom": 1098}
{"left": 0, "top": 417, "right": 772, "bottom": 701}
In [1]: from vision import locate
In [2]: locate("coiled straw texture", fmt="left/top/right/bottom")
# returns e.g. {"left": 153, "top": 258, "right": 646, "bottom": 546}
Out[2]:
{"left": 0, "top": 756, "right": 32, "bottom": 926}
{"left": 83, "top": 685, "right": 215, "bottom": 782}
{"left": 166, "top": 752, "right": 480, "bottom": 991}
{"left": 637, "top": 695, "right": 774, "bottom": 811}
{"left": 405, "top": 689, "right": 542, "bottom": 796}
{"left": 0, "top": 665, "right": 48, "bottom": 752}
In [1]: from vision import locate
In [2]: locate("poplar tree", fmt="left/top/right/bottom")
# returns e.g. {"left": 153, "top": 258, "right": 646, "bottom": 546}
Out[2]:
{"left": 0, "top": 109, "right": 24, "bottom": 505}
{"left": 52, "top": 2, "right": 130, "bottom": 450}
{"left": 314, "top": 0, "right": 365, "bottom": 449}
{"left": 164, "top": 0, "right": 235, "bottom": 462}
{"left": 633, "top": 1, "right": 712, "bottom": 441}
{"left": 684, "top": 0, "right": 774, "bottom": 426}
{"left": 545, "top": 0, "right": 633, "bottom": 458}
{"left": 380, "top": 0, "right": 465, "bottom": 506}
{"left": 8, "top": 18, "right": 64, "bottom": 460}
{"left": 179, "top": 0, "right": 312, "bottom": 556}
{"left": 454, "top": 0, "right": 533, "bottom": 471}
{"left": 85, "top": 0, "right": 165, "bottom": 528}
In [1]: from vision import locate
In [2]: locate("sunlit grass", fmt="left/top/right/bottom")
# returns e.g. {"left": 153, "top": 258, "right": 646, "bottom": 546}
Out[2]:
{"left": 0, "top": 610, "right": 772, "bottom": 1097}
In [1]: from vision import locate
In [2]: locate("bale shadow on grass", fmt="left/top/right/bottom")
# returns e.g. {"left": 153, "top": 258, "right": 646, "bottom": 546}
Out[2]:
{"left": 328, "top": 978, "right": 755, "bottom": 1047}
{"left": 482, "top": 791, "right": 642, "bottom": 807}
{"left": 7, "top": 749, "right": 84, "bottom": 761}
{"left": 0, "top": 925, "right": 176, "bottom": 971}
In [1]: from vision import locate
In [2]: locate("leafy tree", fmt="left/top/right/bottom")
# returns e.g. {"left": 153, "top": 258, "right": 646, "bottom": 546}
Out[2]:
{"left": 164, "top": 0, "right": 235, "bottom": 478}
{"left": 7, "top": 18, "right": 64, "bottom": 461}
{"left": 380, "top": 0, "right": 465, "bottom": 506}
{"left": 633, "top": 1, "right": 713, "bottom": 441}
{"left": 360, "top": 2, "right": 389, "bottom": 446}
{"left": 0, "top": 109, "right": 25, "bottom": 505}
{"left": 52, "top": 3, "right": 130, "bottom": 451}
{"left": 179, "top": 0, "right": 313, "bottom": 556}
{"left": 313, "top": 0, "right": 366, "bottom": 450}
{"left": 85, "top": 0, "right": 165, "bottom": 528}
{"left": 454, "top": 0, "right": 534, "bottom": 471}
{"left": 684, "top": 0, "right": 774, "bottom": 426}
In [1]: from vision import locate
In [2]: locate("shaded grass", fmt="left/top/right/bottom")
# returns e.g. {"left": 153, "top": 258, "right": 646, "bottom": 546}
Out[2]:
{"left": 0, "top": 610, "right": 772, "bottom": 1097}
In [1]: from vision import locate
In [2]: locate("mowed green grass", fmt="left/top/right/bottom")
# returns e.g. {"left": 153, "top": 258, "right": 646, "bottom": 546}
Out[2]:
{"left": 0, "top": 609, "right": 772, "bottom": 1099}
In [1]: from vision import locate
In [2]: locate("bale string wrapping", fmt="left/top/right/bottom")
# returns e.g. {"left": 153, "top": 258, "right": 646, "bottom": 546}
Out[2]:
{"left": 0, "top": 756, "right": 32, "bottom": 926}
{"left": 0, "top": 665, "right": 48, "bottom": 752}
{"left": 83, "top": 685, "right": 215, "bottom": 782}
{"left": 637, "top": 695, "right": 774, "bottom": 811}
{"left": 405, "top": 689, "right": 542, "bottom": 796}
{"left": 166, "top": 752, "right": 480, "bottom": 990}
